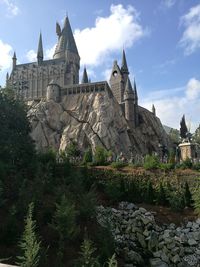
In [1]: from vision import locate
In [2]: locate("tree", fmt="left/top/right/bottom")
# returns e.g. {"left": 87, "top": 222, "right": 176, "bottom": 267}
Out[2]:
{"left": 168, "top": 129, "right": 180, "bottom": 144}
{"left": 180, "top": 115, "right": 188, "bottom": 139}
{"left": 193, "top": 124, "right": 200, "bottom": 144}
{"left": 76, "top": 239, "right": 100, "bottom": 267}
{"left": 184, "top": 182, "right": 192, "bottom": 207}
{"left": 0, "top": 89, "right": 35, "bottom": 168}
{"left": 52, "top": 195, "right": 79, "bottom": 262}
{"left": 16, "top": 203, "right": 41, "bottom": 267}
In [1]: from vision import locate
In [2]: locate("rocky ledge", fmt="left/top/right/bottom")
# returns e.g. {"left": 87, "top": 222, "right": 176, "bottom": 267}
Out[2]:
{"left": 28, "top": 91, "right": 169, "bottom": 157}
{"left": 97, "top": 202, "right": 200, "bottom": 267}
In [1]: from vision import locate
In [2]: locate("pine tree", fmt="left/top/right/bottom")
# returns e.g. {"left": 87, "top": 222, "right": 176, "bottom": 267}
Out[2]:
{"left": 144, "top": 180, "right": 155, "bottom": 204}
{"left": 77, "top": 239, "right": 100, "bottom": 267}
{"left": 193, "top": 180, "right": 200, "bottom": 216}
{"left": 157, "top": 182, "right": 167, "bottom": 206}
{"left": 16, "top": 203, "right": 41, "bottom": 267}
{"left": 107, "top": 254, "right": 118, "bottom": 267}
{"left": 184, "top": 182, "right": 192, "bottom": 207}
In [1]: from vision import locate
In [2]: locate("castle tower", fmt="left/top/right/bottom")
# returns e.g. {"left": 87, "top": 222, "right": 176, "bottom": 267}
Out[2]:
{"left": 37, "top": 32, "right": 43, "bottom": 65}
{"left": 109, "top": 60, "right": 124, "bottom": 103}
{"left": 124, "top": 77, "right": 139, "bottom": 128}
{"left": 46, "top": 80, "right": 61, "bottom": 102}
{"left": 81, "top": 67, "right": 89, "bottom": 83}
{"left": 53, "top": 16, "right": 80, "bottom": 85}
{"left": 12, "top": 51, "right": 17, "bottom": 70}
{"left": 152, "top": 104, "right": 156, "bottom": 116}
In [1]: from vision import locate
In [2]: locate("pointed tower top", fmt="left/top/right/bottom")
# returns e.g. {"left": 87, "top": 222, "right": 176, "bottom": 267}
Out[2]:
{"left": 152, "top": 104, "right": 156, "bottom": 115}
{"left": 124, "top": 77, "right": 134, "bottom": 101}
{"left": 37, "top": 32, "right": 43, "bottom": 62}
{"left": 81, "top": 67, "right": 89, "bottom": 84}
{"left": 12, "top": 51, "right": 17, "bottom": 59}
{"left": 121, "top": 49, "right": 129, "bottom": 74}
{"left": 54, "top": 16, "right": 79, "bottom": 59}
{"left": 133, "top": 78, "right": 138, "bottom": 101}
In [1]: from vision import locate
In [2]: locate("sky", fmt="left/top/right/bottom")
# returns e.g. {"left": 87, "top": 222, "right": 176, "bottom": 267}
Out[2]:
{"left": 0, "top": 0, "right": 200, "bottom": 131}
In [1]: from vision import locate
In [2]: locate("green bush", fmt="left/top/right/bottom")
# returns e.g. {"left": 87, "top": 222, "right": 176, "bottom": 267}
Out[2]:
{"left": 192, "top": 163, "right": 200, "bottom": 171}
{"left": 182, "top": 158, "right": 193, "bottom": 169}
{"left": 167, "top": 190, "right": 185, "bottom": 212}
{"left": 143, "top": 155, "right": 159, "bottom": 170}
{"left": 104, "top": 180, "right": 123, "bottom": 203}
{"left": 94, "top": 146, "right": 108, "bottom": 166}
{"left": 111, "top": 161, "right": 127, "bottom": 170}
{"left": 159, "top": 163, "right": 174, "bottom": 171}
{"left": 83, "top": 148, "right": 93, "bottom": 164}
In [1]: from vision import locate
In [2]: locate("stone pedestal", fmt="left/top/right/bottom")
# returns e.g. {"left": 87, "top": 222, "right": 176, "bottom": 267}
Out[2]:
{"left": 179, "top": 142, "right": 200, "bottom": 162}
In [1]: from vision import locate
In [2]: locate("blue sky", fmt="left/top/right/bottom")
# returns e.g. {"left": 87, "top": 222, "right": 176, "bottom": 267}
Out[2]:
{"left": 0, "top": 0, "right": 200, "bottom": 131}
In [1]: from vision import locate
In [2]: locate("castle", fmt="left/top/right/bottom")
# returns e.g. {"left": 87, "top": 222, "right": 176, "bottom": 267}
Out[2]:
{"left": 7, "top": 16, "right": 148, "bottom": 130}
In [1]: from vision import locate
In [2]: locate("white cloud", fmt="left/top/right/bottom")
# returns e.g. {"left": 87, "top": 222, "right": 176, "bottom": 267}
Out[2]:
{"left": 45, "top": 44, "right": 56, "bottom": 59}
{"left": 186, "top": 78, "right": 200, "bottom": 100}
{"left": 26, "top": 44, "right": 56, "bottom": 62}
{"left": 74, "top": 4, "right": 147, "bottom": 66}
{"left": 26, "top": 49, "right": 37, "bottom": 62}
{"left": 0, "top": 39, "right": 13, "bottom": 71}
{"left": 180, "top": 4, "right": 200, "bottom": 55}
{"left": 0, "top": 0, "right": 20, "bottom": 17}
{"left": 141, "top": 78, "right": 200, "bottom": 132}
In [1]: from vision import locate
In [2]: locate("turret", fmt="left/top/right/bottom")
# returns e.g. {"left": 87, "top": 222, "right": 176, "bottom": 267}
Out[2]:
{"left": 109, "top": 60, "right": 124, "bottom": 103}
{"left": 12, "top": 51, "right": 17, "bottom": 69}
{"left": 152, "top": 104, "right": 156, "bottom": 116}
{"left": 46, "top": 80, "right": 61, "bottom": 102}
{"left": 124, "top": 77, "right": 139, "bottom": 128}
{"left": 81, "top": 67, "right": 89, "bottom": 84}
{"left": 37, "top": 32, "right": 43, "bottom": 65}
{"left": 53, "top": 16, "right": 80, "bottom": 85}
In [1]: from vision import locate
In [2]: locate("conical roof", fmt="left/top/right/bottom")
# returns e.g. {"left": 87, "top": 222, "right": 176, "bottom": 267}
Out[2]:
{"left": 124, "top": 77, "right": 134, "bottom": 100}
{"left": 81, "top": 67, "right": 89, "bottom": 83}
{"left": 37, "top": 32, "right": 43, "bottom": 60}
{"left": 54, "top": 16, "right": 79, "bottom": 58}
{"left": 121, "top": 49, "right": 129, "bottom": 74}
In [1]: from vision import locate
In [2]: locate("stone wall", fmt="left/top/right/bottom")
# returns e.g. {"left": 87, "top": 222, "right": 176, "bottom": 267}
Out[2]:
{"left": 97, "top": 202, "right": 200, "bottom": 267}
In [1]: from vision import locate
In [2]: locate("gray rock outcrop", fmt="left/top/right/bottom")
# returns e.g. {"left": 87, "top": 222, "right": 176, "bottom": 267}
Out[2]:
{"left": 28, "top": 91, "right": 169, "bottom": 157}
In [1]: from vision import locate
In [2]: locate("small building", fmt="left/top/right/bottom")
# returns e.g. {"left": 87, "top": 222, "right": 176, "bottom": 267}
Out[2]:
{"left": 179, "top": 142, "right": 200, "bottom": 162}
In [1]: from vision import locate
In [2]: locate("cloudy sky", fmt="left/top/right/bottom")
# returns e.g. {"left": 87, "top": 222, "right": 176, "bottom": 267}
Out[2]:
{"left": 0, "top": 0, "right": 200, "bottom": 131}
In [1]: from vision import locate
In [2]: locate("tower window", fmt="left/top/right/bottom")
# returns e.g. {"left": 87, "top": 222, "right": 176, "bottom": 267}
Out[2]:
{"left": 113, "top": 71, "right": 118, "bottom": 77}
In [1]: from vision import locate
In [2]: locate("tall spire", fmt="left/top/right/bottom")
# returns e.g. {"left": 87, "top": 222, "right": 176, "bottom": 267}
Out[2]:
{"left": 37, "top": 32, "right": 43, "bottom": 64}
{"left": 12, "top": 51, "right": 17, "bottom": 69}
{"left": 121, "top": 49, "right": 129, "bottom": 74}
{"left": 81, "top": 67, "right": 89, "bottom": 83}
{"left": 133, "top": 79, "right": 138, "bottom": 102}
{"left": 54, "top": 16, "right": 79, "bottom": 59}
{"left": 124, "top": 77, "right": 134, "bottom": 100}
{"left": 152, "top": 104, "right": 156, "bottom": 116}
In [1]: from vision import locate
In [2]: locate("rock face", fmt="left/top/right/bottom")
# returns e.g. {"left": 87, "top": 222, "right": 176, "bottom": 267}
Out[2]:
{"left": 28, "top": 90, "right": 169, "bottom": 157}
{"left": 97, "top": 202, "right": 200, "bottom": 267}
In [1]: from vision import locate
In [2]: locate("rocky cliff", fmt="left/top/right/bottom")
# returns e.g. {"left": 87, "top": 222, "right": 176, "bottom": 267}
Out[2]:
{"left": 28, "top": 90, "right": 169, "bottom": 158}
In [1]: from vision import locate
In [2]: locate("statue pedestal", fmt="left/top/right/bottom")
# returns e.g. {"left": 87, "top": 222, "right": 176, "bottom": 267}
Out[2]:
{"left": 179, "top": 142, "right": 200, "bottom": 162}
